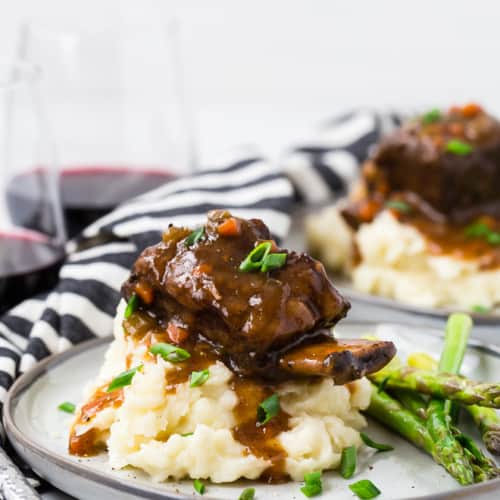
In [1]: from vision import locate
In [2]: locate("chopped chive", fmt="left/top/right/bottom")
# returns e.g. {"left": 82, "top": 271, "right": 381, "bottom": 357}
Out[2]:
{"left": 106, "top": 365, "right": 142, "bottom": 392}
{"left": 149, "top": 342, "right": 191, "bottom": 363}
{"left": 360, "top": 433, "right": 394, "bottom": 452}
{"left": 340, "top": 445, "right": 356, "bottom": 479}
{"left": 446, "top": 139, "right": 473, "bottom": 155}
{"left": 301, "top": 471, "right": 322, "bottom": 497}
{"left": 190, "top": 369, "right": 210, "bottom": 388}
{"left": 349, "top": 479, "right": 381, "bottom": 499}
{"left": 239, "top": 241, "right": 272, "bottom": 272}
{"left": 257, "top": 393, "right": 280, "bottom": 425}
{"left": 385, "top": 200, "right": 411, "bottom": 214}
{"left": 239, "top": 487, "right": 255, "bottom": 500}
{"left": 193, "top": 479, "right": 205, "bottom": 495}
{"left": 377, "top": 375, "right": 391, "bottom": 393}
{"left": 181, "top": 432, "right": 194, "bottom": 437}
{"left": 487, "top": 231, "right": 500, "bottom": 245}
{"left": 421, "top": 108, "right": 441, "bottom": 125}
{"left": 124, "top": 293, "right": 139, "bottom": 319}
{"left": 471, "top": 304, "right": 491, "bottom": 314}
{"left": 185, "top": 227, "right": 205, "bottom": 247}
{"left": 261, "top": 252, "right": 287, "bottom": 272}
{"left": 464, "top": 221, "right": 490, "bottom": 238}
{"left": 58, "top": 401, "right": 76, "bottom": 414}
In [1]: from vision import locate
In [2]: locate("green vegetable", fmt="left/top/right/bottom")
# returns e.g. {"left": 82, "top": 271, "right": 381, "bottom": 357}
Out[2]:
{"left": 58, "top": 401, "right": 76, "bottom": 414}
{"left": 106, "top": 365, "right": 142, "bottom": 392}
{"left": 471, "top": 305, "right": 491, "bottom": 314}
{"left": 149, "top": 343, "right": 191, "bottom": 363}
{"left": 181, "top": 432, "right": 194, "bottom": 437}
{"left": 300, "top": 471, "right": 322, "bottom": 497}
{"left": 190, "top": 369, "right": 210, "bottom": 388}
{"left": 185, "top": 227, "right": 205, "bottom": 247}
{"left": 464, "top": 222, "right": 500, "bottom": 247}
{"left": 349, "top": 479, "right": 381, "bottom": 499}
{"left": 260, "top": 253, "right": 287, "bottom": 272}
{"left": 238, "top": 487, "right": 255, "bottom": 500}
{"left": 446, "top": 139, "right": 473, "bottom": 155}
{"left": 385, "top": 200, "right": 412, "bottom": 214}
{"left": 340, "top": 446, "right": 356, "bottom": 478}
{"left": 360, "top": 433, "right": 394, "bottom": 452}
{"left": 487, "top": 232, "right": 500, "bottom": 245}
{"left": 124, "top": 293, "right": 139, "bottom": 319}
{"left": 422, "top": 108, "right": 441, "bottom": 125}
{"left": 239, "top": 241, "right": 272, "bottom": 272}
{"left": 257, "top": 393, "right": 280, "bottom": 425}
{"left": 193, "top": 479, "right": 205, "bottom": 495}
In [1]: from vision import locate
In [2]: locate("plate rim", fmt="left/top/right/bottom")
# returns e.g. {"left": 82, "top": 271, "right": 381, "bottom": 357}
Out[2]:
{"left": 4, "top": 324, "right": 500, "bottom": 500}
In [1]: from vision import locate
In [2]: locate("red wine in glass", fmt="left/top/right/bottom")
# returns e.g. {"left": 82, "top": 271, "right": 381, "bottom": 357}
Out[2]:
{"left": 7, "top": 166, "right": 176, "bottom": 238}
{"left": 0, "top": 230, "right": 64, "bottom": 315}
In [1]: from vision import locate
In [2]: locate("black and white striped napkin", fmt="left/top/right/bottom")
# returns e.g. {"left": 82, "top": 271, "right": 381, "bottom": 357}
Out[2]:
{"left": 0, "top": 109, "right": 400, "bottom": 466}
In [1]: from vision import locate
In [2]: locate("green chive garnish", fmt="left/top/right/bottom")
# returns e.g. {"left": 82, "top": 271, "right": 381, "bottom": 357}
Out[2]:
{"left": 149, "top": 343, "right": 191, "bottom": 362}
{"left": 360, "top": 433, "right": 394, "bottom": 452}
{"left": 124, "top": 293, "right": 138, "bottom": 319}
{"left": 378, "top": 375, "right": 391, "bottom": 393}
{"left": 487, "top": 232, "right": 500, "bottom": 245}
{"left": 464, "top": 221, "right": 500, "bottom": 246}
{"left": 261, "top": 253, "right": 287, "bottom": 272}
{"left": 181, "top": 432, "right": 194, "bottom": 437}
{"left": 385, "top": 200, "right": 411, "bottom": 214}
{"left": 239, "top": 241, "right": 272, "bottom": 272}
{"left": 190, "top": 369, "right": 210, "bottom": 388}
{"left": 349, "top": 479, "right": 381, "bottom": 499}
{"left": 471, "top": 304, "right": 491, "bottom": 314}
{"left": 239, "top": 487, "right": 255, "bottom": 500}
{"left": 257, "top": 393, "right": 280, "bottom": 425}
{"left": 422, "top": 108, "right": 441, "bottom": 125}
{"left": 340, "top": 446, "right": 356, "bottom": 479}
{"left": 193, "top": 479, "right": 205, "bottom": 495}
{"left": 58, "top": 401, "right": 76, "bottom": 414}
{"left": 446, "top": 139, "right": 473, "bottom": 155}
{"left": 300, "top": 471, "right": 322, "bottom": 497}
{"left": 185, "top": 227, "right": 205, "bottom": 247}
{"left": 107, "top": 365, "right": 142, "bottom": 392}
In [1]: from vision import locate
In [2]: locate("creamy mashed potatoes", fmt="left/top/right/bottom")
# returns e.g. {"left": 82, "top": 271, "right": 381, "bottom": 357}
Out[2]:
{"left": 307, "top": 207, "right": 500, "bottom": 310}
{"left": 71, "top": 302, "right": 371, "bottom": 483}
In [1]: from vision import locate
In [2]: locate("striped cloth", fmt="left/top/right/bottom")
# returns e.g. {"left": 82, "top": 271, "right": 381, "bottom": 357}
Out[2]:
{"left": 0, "top": 109, "right": 401, "bottom": 431}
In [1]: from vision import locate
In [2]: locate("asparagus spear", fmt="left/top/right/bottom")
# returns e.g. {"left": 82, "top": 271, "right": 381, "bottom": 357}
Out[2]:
{"left": 425, "top": 313, "right": 474, "bottom": 485}
{"left": 409, "top": 352, "right": 500, "bottom": 455}
{"left": 392, "top": 389, "right": 428, "bottom": 419}
{"left": 366, "top": 385, "right": 474, "bottom": 484}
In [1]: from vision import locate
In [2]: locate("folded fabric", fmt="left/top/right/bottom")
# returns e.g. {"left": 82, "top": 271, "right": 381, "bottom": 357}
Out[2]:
{"left": 0, "top": 109, "right": 399, "bottom": 432}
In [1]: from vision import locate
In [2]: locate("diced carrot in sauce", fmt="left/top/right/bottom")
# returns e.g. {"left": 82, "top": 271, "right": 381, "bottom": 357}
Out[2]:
{"left": 167, "top": 323, "right": 189, "bottom": 344}
{"left": 218, "top": 217, "right": 241, "bottom": 236}
{"left": 135, "top": 282, "right": 154, "bottom": 304}
{"left": 461, "top": 103, "right": 482, "bottom": 118}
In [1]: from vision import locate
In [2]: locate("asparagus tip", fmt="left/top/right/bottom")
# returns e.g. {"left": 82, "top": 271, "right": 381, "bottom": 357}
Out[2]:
{"left": 484, "top": 430, "right": 500, "bottom": 456}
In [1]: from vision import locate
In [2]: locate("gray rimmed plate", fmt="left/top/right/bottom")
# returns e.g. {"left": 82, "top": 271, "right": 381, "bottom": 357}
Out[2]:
{"left": 4, "top": 322, "right": 500, "bottom": 500}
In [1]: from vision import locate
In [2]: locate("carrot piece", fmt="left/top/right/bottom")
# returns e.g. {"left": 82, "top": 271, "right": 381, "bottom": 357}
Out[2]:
{"left": 461, "top": 102, "right": 482, "bottom": 118}
{"left": 135, "top": 282, "right": 154, "bottom": 304}
{"left": 167, "top": 323, "right": 189, "bottom": 344}
{"left": 218, "top": 217, "right": 241, "bottom": 236}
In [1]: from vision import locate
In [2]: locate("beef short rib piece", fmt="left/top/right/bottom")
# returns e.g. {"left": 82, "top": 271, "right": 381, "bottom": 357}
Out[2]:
{"left": 122, "top": 210, "right": 365, "bottom": 378}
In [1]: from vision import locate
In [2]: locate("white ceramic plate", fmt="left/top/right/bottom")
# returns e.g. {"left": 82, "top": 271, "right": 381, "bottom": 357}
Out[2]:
{"left": 4, "top": 322, "right": 500, "bottom": 500}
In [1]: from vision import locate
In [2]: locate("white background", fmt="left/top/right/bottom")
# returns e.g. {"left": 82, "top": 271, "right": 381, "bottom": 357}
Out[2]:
{"left": 1, "top": 0, "right": 499, "bottom": 165}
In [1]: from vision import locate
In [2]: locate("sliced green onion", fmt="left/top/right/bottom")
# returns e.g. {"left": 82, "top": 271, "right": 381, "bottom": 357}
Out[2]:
{"left": 185, "top": 227, "right": 205, "bottom": 247}
{"left": 239, "top": 241, "right": 272, "bottom": 272}
{"left": 446, "top": 139, "right": 473, "bottom": 155}
{"left": 464, "top": 221, "right": 490, "bottom": 238}
{"left": 181, "top": 432, "right": 194, "bottom": 437}
{"left": 190, "top": 369, "right": 210, "bottom": 388}
{"left": 360, "top": 433, "right": 394, "bottom": 452}
{"left": 257, "top": 393, "right": 280, "bottom": 425}
{"left": 377, "top": 375, "right": 391, "bottom": 393}
{"left": 487, "top": 231, "right": 500, "bottom": 245}
{"left": 421, "top": 108, "right": 441, "bottom": 125}
{"left": 471, "top": 304, "right": 491, "bottom": 314}
{"left": 261, "top": 252, "right": 287, "bottom": 272}
{"left": 340, "top": 445, "right": 356, "bottom": 478}
{"left": 349, "top": 479, "right": 381, "bottom": 499}
{"left": 107, "top": 365, "right": 142, "bottom": 392}
{"left": 385, "top": 200, "right": 411, "bottom": 214}
{"left": 124, "top": 293, "right": 139, "bottom": 319}
{"left": 58, "top": 401, "right": 76, "bottom": 414}
{"left": 193, "top": 479, "right": 205, "bottom": 495}
{"left": 149, "top": 342, "right": 191, "bottom": 363}
{"left": 238, "top": 487, "right": 255, "bottom": 500}
{"left": 301, "top": 471, "right": 322, "bottom": 497}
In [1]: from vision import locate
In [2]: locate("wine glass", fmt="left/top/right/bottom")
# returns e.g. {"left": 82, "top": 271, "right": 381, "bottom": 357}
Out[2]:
{"left": 18, "top": 20, "right": 196, "bottom": 237}
{"left": 0, "top": 61, "right": 66, "bottom": 314}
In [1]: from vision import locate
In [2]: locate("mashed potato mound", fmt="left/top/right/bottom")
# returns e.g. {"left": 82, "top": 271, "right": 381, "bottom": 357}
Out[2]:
{"left": 307, "top": 207, "right": 500, "bottom": 310}
{"left": 71, "top": 302, "right": 371, "bottom": 483}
